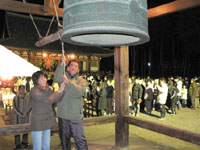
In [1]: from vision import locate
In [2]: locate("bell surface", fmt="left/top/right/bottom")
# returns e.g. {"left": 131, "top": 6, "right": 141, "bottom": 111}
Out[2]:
{"left": 62, "top": 0, "right": 149, "bottom": 47}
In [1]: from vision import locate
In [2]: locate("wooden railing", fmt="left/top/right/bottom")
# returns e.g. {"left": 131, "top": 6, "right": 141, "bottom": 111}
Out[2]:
{"left": 0, "top": 115, "right": 117, "bottom": 136}
{"left": 123, "top": 115, "right": 200, "bottom": 146}
{"left": 1, "top": 115, "right": 200, "bottom": 146}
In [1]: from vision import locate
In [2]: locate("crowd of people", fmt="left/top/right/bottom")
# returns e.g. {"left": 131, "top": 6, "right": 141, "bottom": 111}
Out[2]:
{"left": 9, "top": 56, "right": 200, "bottom": 149}
{"left": 82, "top": 75, "right": 200, "bottom": 120}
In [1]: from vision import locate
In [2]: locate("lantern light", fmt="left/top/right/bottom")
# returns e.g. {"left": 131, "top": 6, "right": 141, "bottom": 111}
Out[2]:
{"left": 43, "top": 53, "right": 47, "bottom": 57}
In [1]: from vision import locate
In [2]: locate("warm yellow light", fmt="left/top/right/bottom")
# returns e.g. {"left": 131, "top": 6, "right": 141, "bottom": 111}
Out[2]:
{"left": 2, "top": 76, "right": 7, "bottom": 80}
{"left": 68, "top": 54, "right": 76, "bottom": 59}
{"left": 7, "top": 76, "right": 13, "bottom": 80}
{"left": 1, "top": 75, "right": 13, "bottom": 80}
{"left": 43, "top": 53, "right": 47, "bottom": 57}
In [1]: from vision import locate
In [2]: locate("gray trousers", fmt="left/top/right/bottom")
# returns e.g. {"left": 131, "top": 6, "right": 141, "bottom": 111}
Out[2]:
{"left": 58, "top": 118, "right": 88, "bottom": 150}
{"left": 106, "top": 98, "right": 113, "bottom": 114}
{"left": 133, "top": 99, "right": 140, "bottom": 114}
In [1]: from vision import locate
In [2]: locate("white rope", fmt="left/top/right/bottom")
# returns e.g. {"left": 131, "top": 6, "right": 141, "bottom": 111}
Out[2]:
{"left": 23, "top": 0, "right": 66, "bottom": 71}
{"left": 52, "top": 0, "right": 66, "bottom": 72}
{"left": 29, "top": 14, "right": 43, "bottom": 38}
{"left": 52, "top": 0, "right": 63, "bottom": 28}
{"left": 22, "top": 0, "right": 42, "bottom": 38}
{"left": 23, "top": 0, "right": 57, "bottom": 39}
{"left": 45, "top": 16, "right": 55, "bottom": 37}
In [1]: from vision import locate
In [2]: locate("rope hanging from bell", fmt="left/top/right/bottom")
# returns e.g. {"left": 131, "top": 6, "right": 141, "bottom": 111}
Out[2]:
{"left": 52, "top": 0, "right": 66, "bottom": 73}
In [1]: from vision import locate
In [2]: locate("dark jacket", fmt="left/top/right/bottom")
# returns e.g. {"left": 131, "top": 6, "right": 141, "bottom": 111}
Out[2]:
{"left": 132, "top": 84, "right": 143, "bottom": 100}
{"left": 171, "top": 87, "right": 179, "bottom": 102}
{"left": 189, "top": 82, "right": 197, "bottom": 98}
{"left": 29, "top": 85, "right": 64, "bottom": 131}
{"left": 97, "top": 87, "right": 107, "bottom": 110}
{"left": 106, "top": 85, "right": 114, "bottom": 98}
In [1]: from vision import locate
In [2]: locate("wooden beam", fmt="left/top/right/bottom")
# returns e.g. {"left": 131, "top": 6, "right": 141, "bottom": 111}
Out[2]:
{"left": 35, "top": 29, "right": 62, "bottom": 47}
{"left": 148, "top": 0, "right": 200, "bottom": 19}
{"left": 0, "top": 124, "right": 31, "bottom": 137}
{"left": 0, "top": 0, "right": 200, "bottom": 19}
{"left": 114, "top": 46, "right": 129, "bottom": 148}
{"left": 123, "top": 115, "right": 200, "bottom": 146}
{"left": 0, "top": 116, "right": 117, "bottom": 136}
{"left": 44, "top": 0, "right": 59, "bottom": 12}
{"left": 0, "top": 0, "right": 200, "bottom": 47}
{"left": 44, "top": 0, "right": 53, "bottom": 12}
{"left": 0, "top": 0, "right": 63, "bottom": 17}
{"left": 84, "top": 115, "right": 116, "bottom": 126}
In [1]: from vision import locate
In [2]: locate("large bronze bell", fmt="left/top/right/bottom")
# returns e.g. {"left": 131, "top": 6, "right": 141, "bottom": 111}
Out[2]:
{"left": 62, "top": 0, "right": 149, "bottom": 47}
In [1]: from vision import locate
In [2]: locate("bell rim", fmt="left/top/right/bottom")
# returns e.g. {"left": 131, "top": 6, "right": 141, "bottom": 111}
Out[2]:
{"left": 61, "top": 28, "right": 149, "bottom": 47}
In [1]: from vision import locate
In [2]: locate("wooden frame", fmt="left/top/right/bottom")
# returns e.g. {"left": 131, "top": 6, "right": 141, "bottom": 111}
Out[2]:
{"left": 0, "top": 0, "right": 200, "bottom": 18}
{"left": 1, "top": 0, "right": 199, "bottom": 47}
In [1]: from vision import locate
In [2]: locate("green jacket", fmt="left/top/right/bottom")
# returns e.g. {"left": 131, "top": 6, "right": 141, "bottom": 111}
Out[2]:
{"left": 132, "top": 84, "right": 143, "bottom": 100}
{"left": 97, "top": 87, "right": 107, "bottom": 110}
{"left": 54, "top": 64, "right": 86, "bottom": 120}
{"left": 189, "top": 82, "right": 197, "bottom": 98}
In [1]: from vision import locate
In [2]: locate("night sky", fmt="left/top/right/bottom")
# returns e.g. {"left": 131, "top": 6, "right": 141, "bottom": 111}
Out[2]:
{"left": 101, "top": 4, "right": 200, "bottom": 78}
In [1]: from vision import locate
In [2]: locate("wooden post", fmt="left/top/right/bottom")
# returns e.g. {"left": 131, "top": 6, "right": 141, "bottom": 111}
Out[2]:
{"left": 114, "top": 46, "right": 129, "bottom": 148}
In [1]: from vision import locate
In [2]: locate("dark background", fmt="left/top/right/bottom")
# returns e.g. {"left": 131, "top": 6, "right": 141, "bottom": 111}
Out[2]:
{"left": 0, "top": 0, "right": 200, "bottom": 78}
{"left": 100, "top": 1, "right": 200, "bottom": 78}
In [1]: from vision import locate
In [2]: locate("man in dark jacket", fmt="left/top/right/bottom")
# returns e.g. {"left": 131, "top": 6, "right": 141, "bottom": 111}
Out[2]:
{"left": 132, "top": 79, "right": 143, "bottom": 116}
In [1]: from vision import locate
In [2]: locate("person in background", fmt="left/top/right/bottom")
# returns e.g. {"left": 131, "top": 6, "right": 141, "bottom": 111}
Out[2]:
{"left": 170, "top": 82, "right": 179, "bottom": 115}
{"left": 95, "top": 82, "right": 107, "bottom": 116}
{"left": 93, "top": 82, "right": 101, "bottom": 116}
{"left": 195, "top": 79, "right": 200, "bottom": 109}
{"left": 157, "top": 78, "right": 168, "bottom": 120}
{"left": 167, "top": 77, "right": 174, "bottom": 111}
{"left": 30, "top": 71, "right": 66, "bottom": 150}
{"left": 189, "top": 79, "right": 197, "bottom": 109}
{"left": 25, "top": 77, "right": 31, "bottom": 92}
{"left": 176, "top": 77, "right": 183, "bottom": 109}
{"left": 106, "top": 79, "right": 114, "bottom": 115}
{"left": 54, "top": 56, "right": 88, "bottom": 150}
{"left": 128, "top": 78, "right": 133, "bottom": 115}
{"left": 181, "top": 84, "right": 188, "bottom": 108}
{"left": 13, "top": 85, "right": 31, "bottom": 149}
{"left": 144, "top": 80, "right": 154, "bottom": 115}
{"left": 153, "top": 79, "right": 159, "bottom": 111}
{"left": 132, "top": 78, "right": 143, "bottom": 117}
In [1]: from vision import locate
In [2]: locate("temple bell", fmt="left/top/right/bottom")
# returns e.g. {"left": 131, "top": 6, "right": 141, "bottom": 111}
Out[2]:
{"left": 62, "top": 0, "right": 149, "bottom": 47}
